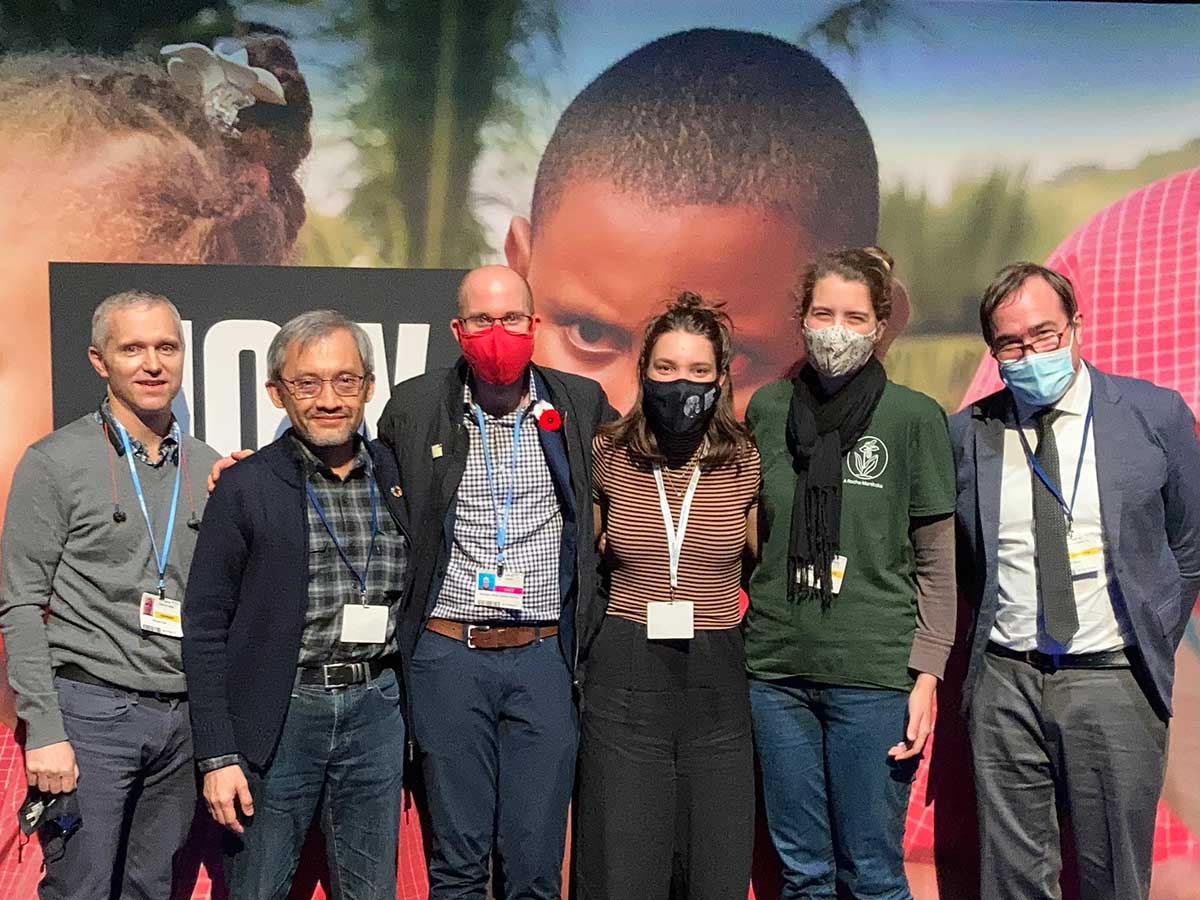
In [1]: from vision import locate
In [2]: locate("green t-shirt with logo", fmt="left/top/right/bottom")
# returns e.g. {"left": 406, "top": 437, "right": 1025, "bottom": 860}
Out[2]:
{"left": 744, "top": 378, "right": 956, "bottom": 691}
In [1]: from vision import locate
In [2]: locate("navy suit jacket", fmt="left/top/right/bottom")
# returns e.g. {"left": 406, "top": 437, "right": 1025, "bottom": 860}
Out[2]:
{"left": 183, "top": 433, "right": 411, "bottom": 768}
{"left": 949, "top": 364, "right": 1200, "bottom": 719}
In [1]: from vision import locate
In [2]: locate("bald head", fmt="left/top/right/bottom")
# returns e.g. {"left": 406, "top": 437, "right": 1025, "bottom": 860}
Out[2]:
{"left": 457, "top": 265, "right": 534, "bottom": 317}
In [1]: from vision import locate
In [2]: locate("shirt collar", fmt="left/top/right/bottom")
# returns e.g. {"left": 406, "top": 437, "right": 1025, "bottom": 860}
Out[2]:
{"left": 462, "top": 373, "right": 538, "bottom": 417}
{"left": 1014, "top": 362, "right": 1091, "bottom": 423}
{"left": 97, "top": 396, "right": 180, "bottom": 463}
{"left": 291, "top": 431, "right": 370, "bottom": 481}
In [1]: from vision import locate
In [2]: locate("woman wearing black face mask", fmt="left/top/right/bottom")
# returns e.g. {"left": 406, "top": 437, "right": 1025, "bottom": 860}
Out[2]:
{"left": 573, "top": 293, "right": 760, "bottom": 900}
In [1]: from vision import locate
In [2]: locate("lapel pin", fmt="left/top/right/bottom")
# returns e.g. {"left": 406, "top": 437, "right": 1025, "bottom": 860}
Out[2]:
{"left": 431, "top": 443, "right": 444, "bottom": 459}
{"left": 390, "top": 485, "right": 403, "bottom": 498}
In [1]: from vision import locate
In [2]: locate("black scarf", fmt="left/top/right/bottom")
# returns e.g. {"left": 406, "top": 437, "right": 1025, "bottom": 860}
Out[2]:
{"left": 785, "top": 358, "right": 886, "bottom": 607}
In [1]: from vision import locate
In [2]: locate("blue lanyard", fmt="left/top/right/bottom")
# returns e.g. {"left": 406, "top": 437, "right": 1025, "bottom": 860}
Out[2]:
{"left": 116, "top": 422, "right": 182, "bottom": 597}
{"left": 472, "top": 403, "right": 528, "bottom": 574}
{"left": 1016, "top": 397, "right": 1094, "bottom": 526}
{"left": 306, "top": 474, "right": 380, "bottom": 601}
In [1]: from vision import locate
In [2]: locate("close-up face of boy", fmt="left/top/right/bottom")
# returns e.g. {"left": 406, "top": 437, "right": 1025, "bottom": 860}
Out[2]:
{"left": 506, "top": 181, "right": 809, "bottom": 418}
{"left": 503, "top": 27, "right": 887, "bottom": 418}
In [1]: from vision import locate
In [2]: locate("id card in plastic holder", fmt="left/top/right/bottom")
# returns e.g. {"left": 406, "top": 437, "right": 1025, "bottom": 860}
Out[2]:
{"left": 475, "top": 571, "right": 525, "bottom": 610}
{"left": 340, "top": 604, "right": 389, "bottom": 643}
{"left": 140, "top": 592, "right": 183, "bottom": 638}
{"left": 1067, "top": 533, "right": 1103, "bottom": 581}
{"left": 646, "top": 601, "right": 694, "bottom": 640}
{"left": 798, "top": 555, "right": 848, "bottom": 595}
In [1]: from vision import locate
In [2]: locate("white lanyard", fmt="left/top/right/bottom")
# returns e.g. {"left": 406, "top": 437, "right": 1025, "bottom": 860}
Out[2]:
{"left": 652, "top": 464, "right": 702, "bottom": 600}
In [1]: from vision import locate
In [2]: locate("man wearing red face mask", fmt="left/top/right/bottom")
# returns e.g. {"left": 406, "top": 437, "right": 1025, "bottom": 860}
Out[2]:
{"left": 376, "top": 265, "right": 615, "bottom": 900}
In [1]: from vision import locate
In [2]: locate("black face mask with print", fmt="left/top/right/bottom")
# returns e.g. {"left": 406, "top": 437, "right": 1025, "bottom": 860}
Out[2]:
{"left": 641, "top": 378, "right": 720, "bottom": 462}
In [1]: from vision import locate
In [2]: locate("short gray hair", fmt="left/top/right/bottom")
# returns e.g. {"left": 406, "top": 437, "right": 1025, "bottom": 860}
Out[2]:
{"left": 90, "top": 290, "right": 185, "bottom": 351}
{"left": 268, "top": 310, "right": 375, "bottom": 382}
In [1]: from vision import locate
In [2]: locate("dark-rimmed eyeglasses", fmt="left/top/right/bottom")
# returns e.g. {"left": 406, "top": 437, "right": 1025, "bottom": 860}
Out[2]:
{"left": 991, "top": 325, "right": 1071, "bottom": 363}
{"left": 458, "top": 313, "right": 534, "bottom": 334}
{"left": 279, "top": 374, "right": 367, "bottom": 399}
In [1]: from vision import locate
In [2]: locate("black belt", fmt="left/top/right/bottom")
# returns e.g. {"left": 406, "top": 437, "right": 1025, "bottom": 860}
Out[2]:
{"left": 297, "top": 660, "right": 388, "bottom": 688}
{"left": 55, "top": 663, "right": 187, "bottom": 702}
{"left": 986, "top": 641, "right": 1131, "bottom": 671}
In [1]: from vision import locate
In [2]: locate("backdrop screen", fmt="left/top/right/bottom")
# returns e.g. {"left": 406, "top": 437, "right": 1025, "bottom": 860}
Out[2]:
{"left": 2, "top": 2, "right": 1198, "bottom": 897}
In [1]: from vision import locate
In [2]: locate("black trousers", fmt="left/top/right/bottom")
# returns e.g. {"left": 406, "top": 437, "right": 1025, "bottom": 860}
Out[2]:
{"left": 574, "top": 615, "right": 755, "bottom": 900}
{"left": 969, "top": 650, "right": 1168, "bottom": 900}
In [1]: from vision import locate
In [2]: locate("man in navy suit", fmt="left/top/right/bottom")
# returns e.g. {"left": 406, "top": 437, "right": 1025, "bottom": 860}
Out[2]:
{"left": 950, "top": 262, "right": 1200, "bottom": 900}
{"left": 376, "top": 266, "right": 614, "bottom": 900}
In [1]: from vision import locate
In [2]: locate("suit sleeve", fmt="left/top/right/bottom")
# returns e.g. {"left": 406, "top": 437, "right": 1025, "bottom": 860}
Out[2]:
{"left": 0, "top": 448, "right": 70, "bottom": 749}
{"left": 182, "top": 474, "right": 252, "bottom": 761}
{"left": 1161, "top": 392, "right": 1200, "bottom": 638}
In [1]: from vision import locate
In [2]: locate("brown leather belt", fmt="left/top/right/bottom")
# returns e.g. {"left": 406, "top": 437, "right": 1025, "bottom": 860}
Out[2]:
{"left": 426, "top": 617, "right": 558, "bottom": 650}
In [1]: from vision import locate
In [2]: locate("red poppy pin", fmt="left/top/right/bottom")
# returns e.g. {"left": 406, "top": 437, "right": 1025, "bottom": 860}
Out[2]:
{"left": 531, "top": 400, "right": 562, "bottom": 432}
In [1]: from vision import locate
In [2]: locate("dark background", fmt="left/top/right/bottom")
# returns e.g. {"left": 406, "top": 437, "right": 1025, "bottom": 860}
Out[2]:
{"left": 49, "top": 262, "right": 465, "bottom": 448}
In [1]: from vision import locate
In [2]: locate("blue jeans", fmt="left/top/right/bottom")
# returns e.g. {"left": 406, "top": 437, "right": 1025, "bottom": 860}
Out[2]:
{"left": 750, "top": 679, "right": 917, "bottom": 900}
{"left": 410, "top": 630, "right": 577, "bottom": 900}
{"left": 223, "top": 667, "right": 406, "bottom": 900}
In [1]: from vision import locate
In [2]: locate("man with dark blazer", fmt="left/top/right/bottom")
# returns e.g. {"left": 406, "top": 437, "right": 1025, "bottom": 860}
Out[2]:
{"left": 950, "top": 262, "right": 1200, "bottom": 900}
{"left": 376, "top": 265, "right": 613, "bottom": 900}
{"left": 184, "top": 311, "right": 411, "bottom": 900}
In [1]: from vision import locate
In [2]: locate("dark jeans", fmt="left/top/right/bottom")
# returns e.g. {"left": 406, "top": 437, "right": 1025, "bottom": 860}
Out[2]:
{"left": 40, "top": 675, "right": 195, "bottom": 900}
{"left": 223, "top": 667, "right": 406, "bottom": 900}
{"left": 750, "top": 679, "right": 917, "bottom": 900}
{"left": 969, "top": 650, "right": 1167, "bottom": 900}
{"left": 574, "top": 616, "right": 754, "bottom": 900}
{"left": 410, "top": 629, "right": 576, "bottom": 900}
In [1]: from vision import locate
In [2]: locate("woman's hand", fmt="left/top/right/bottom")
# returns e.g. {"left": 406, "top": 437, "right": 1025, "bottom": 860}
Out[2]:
{"left": 888, "top": 672, "right": 938, "bottom": 760}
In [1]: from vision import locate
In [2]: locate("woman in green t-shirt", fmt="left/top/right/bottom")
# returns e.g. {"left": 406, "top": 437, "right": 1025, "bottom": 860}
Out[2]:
{"left": 745, "top": 247, "right": 957, "bottom": 900}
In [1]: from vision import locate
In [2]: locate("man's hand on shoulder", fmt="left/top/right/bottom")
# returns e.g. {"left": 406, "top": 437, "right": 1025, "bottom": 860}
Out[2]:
{"left": 25, "top": 740, "right": 78, "bottom": 794}
{"left": 203, "top": 763, "right": 255, "bottom": 834}
{"left": 207, "top": 450, "right": 254, "bottom": 494}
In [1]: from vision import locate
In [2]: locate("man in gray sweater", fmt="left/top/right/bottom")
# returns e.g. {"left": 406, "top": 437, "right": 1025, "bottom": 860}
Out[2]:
{"left": 0, "top": 290, "right": 218, "bottom": 900}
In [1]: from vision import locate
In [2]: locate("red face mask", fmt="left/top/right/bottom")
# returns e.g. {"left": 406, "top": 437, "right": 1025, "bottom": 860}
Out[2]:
{"left": 457, "top": 323, "right": 536, "bottom": 386}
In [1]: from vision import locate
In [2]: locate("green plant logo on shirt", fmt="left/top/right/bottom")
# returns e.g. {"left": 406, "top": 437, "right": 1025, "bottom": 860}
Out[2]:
{"left": 846, "top": 435, "right": 888, "bottom": 484}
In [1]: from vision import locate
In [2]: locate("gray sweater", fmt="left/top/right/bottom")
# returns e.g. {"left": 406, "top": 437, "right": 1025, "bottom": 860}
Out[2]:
{"left": 0, "top": 413, "right": 218, "bottom": 750}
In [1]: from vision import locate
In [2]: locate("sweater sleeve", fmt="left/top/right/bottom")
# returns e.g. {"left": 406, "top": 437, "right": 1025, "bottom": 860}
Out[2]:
{"left": 907, "top": 514, "right": 957, "bottom": 679}
{"left": 0, "top": 447, "right": 70, "bottom": 749}
{"left": 182, "top": 473, "right": 252, "bottom": 760}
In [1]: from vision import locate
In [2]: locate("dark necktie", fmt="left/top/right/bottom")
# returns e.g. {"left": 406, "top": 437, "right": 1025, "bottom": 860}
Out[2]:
{"left": 1033, "top": 409, "right": 1077, "bottom": 645}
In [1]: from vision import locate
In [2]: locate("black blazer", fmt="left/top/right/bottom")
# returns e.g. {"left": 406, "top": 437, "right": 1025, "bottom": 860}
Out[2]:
{"left": 376, "top": 360, "right": 615, "bottom": 694}
{"left": 182, "top": 433, "right": 411, "bottom": 768}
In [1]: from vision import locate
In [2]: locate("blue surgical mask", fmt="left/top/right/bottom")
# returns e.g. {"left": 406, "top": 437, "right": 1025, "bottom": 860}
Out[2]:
{"left": 998, "top": 331, "right": 1077, "bottom": 408}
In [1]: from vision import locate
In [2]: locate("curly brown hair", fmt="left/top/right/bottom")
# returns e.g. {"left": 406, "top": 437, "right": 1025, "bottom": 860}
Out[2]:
{"left": 601, "top": 291, "right": 752, "bottom": 468}
{"left": 0, "top": 35, "right": 313, "bottom": 263}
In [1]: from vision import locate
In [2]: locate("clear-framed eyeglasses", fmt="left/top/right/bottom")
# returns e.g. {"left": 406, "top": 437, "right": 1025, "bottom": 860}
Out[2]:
{"left": 279, "top": 374, "right": 368, "bottom": 399}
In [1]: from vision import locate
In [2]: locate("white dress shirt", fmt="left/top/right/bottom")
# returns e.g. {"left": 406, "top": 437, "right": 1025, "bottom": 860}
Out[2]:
{"left": 991, "top": 364, "right": 1133, "bottom": 653}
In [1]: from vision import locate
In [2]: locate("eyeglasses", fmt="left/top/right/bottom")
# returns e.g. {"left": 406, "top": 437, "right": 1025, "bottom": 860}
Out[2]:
{"left": 279, "top": 374, "right": 367, "bottom": 399}
{"left": 458, "top": 313, "right": 534, "bottom": 334}
{"left": 991, "top": 326, "right": 1071, "bottom": 363}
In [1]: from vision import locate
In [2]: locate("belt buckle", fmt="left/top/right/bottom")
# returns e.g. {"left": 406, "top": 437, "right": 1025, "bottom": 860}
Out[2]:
{"left": 466, "top": 625, "right": 490, "bottom": 649}
{"left": 321, "top": 664, "right": 339, "bottom": 689}
{"left": 321, "top": 663, "right": 361, "bottom": 689}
